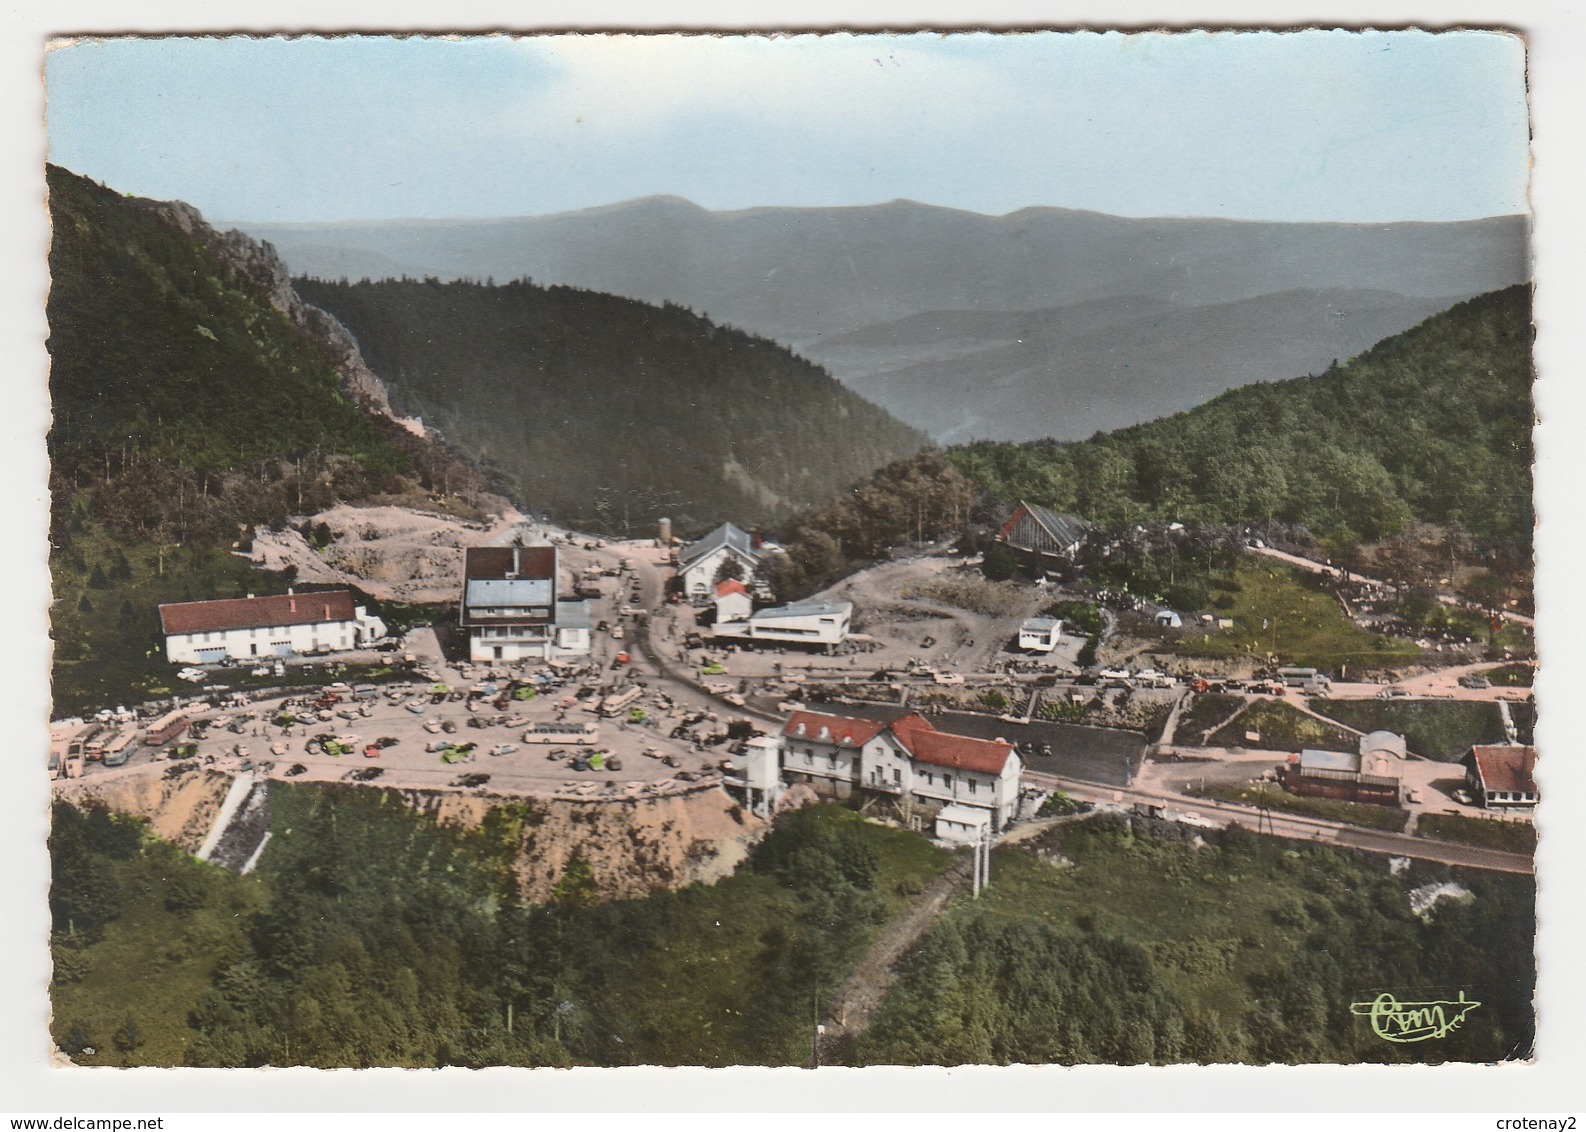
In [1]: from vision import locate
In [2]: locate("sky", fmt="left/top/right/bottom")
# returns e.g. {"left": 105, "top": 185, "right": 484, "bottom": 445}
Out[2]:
{"left": 43, "top": 30, "right": 1530, "bottom": 224}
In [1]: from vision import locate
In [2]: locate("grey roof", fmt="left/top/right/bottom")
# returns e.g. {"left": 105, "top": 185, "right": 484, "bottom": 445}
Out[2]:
{"left": 678, "top": 522, "right": 757, "bottom": 570}
{"left": 465, "top": 577, "right": 553, "bottom": 609}
{"left": 1020, "top": 501, "right": 1089, "bottom": 548}
{"left": 554, "top": 600, "right": 592, "bottom": 629}
{"left": 1021, "top": 617, "right": 1060, "bottom": 632}
{"left": 752, "top": 600, "right": 852, "bottom": 621}
{"left": 1298, "top": 748, "right": 1360, "bottom": 773}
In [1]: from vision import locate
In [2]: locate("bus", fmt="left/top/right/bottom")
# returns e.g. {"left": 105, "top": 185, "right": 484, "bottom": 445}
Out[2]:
{"left": 143, "top": 709, "right": 190, "bottom": 746}
{"left": 102, "top": 724, "right": 140, "bottom": 764}
{"left": 522, "top": 721, "right": 601, "bottom": 745}
{"left": 599, "top": 687, "right": 643, "bottom": 717}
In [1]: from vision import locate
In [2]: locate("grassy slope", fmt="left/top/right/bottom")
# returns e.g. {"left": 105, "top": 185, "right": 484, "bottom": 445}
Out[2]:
{"left": 1206, "top": 699, "right": 1361, "bottom": 753}
{"left": 1176, "top": 560, "right": 1418, "bottom": 673}
{"left": 1309, "top": 699, "right": 1506, "bottom": 761}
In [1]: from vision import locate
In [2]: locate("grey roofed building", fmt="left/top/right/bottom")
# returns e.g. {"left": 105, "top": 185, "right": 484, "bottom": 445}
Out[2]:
{"left": 1298, "top": 748, "right": 1361, "bottom": 773}
{"left": 465, "top": 576, "right": 554, "bottom": 613}
{"left": 997, "top": 500, "right": 1089, "bottom": 560}
{"left": 678, "top": 522, "right": 758, "bottom": 571}
{"left": 1020, "top": 616, "right": 1060, "bottom": 632}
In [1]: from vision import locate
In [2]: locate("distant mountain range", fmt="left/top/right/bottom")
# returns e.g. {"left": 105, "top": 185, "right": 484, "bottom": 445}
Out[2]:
{"left": 804, "top": 288, "right": 1468, "bottom": 443}
{"left": 242, "top": 198, "right": 1530, "bottom": 442}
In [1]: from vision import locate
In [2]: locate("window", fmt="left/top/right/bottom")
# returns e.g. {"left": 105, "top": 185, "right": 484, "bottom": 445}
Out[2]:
{"left": 944, "top": 775, "right": 953, "bottom": 790}
{"left": 968, "top": 778, "right": 977, "bottom": 795}
{"left": 893, "top": 767, "right": 901, "bottom": 784}
{"left": 805, "top": 750, "right": 813, "bottom": 765}
{"left": 923, "top": 771, "right": 933, "bottom": 786}
{"left": 828, "top": 753, "right": 837, "bottom": 769}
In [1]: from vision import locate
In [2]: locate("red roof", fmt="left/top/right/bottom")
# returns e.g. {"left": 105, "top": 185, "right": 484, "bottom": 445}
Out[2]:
{"left": 889, "top": 714, "right": 1016, "bottom": 775}
{"left": 716, "top": 579, "right": 750, "bottom": 599}
{"left": 1469, "top": 745, "right": 1538, "bottom": 796}
{"left": 783, "top": 711, "right": 889, "bottom": 749}
{"left": 781, "top": 709, "right": 1015, "bottom": 774}
{"left": 159, "top": 590, "right": 358, "bottom": 636}
{"left": 464, "top": 545, "right": 556, "bottom": 581}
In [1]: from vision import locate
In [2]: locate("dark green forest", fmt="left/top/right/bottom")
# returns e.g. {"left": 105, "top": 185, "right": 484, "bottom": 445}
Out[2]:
{"left": 950, "top": 287, "right": 1533, "bottom": 551}
{"left": 52, "top": 795, "right": 1532, "bottom": 1067}
{"left": 295, "top": 277, "right": 929, "bottom": 536}
{"left": 51, "top": 794, "right": 945, "bottom": 1067}
{"left": 860, "top": 817, "right": 1534, "bottom": 1066}
{"left": 47, "top": 165, "right": 404, "bottom": 487}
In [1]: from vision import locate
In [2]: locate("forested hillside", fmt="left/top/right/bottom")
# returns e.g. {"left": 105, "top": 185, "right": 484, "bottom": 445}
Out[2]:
{"left": 950, "top": 287, "right": 1534, "bottom": 550}
{"left": 295, "top": 277, "right": 929, "bottom": 535}
{"left": 46, "top": 166, "right": 486, "bottom": 712}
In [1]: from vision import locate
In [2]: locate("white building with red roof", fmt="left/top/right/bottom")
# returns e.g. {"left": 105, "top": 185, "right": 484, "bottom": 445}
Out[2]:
{"left": 758, "top": 709, "right": 1023, "bottom": 831}
{"left": 1462, "top": 745, "right": 1538, "bottom": 809}
{"left": 713, "top": 578, "right": 753, "bottom": 624}
{"left": 158, "top": 588, "right": 386, "bottom": 664}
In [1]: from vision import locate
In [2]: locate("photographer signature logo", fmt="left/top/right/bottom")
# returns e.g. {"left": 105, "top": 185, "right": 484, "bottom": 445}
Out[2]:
{"left": 1350, "top": 991, "right": 1480, "bottom": 1043}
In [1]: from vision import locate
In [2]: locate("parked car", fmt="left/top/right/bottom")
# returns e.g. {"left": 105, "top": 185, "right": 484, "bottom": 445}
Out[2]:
{"left": 1453, "top": 788, "right": 1474, "bottom": 805}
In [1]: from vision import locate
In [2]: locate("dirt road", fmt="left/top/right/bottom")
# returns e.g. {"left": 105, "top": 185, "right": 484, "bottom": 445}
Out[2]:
{"left": 815, "top": 854, "right": 973, "bottom": 1064}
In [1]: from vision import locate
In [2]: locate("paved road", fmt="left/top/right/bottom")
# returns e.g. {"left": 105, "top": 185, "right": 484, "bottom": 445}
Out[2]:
{"left": 1024, "top": 770, "right": 1533, "bottom": 875}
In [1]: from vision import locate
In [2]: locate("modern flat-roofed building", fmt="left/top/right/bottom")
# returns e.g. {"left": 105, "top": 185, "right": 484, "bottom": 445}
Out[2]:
{"left": 712, "top": 599, "right": 853, "bottom": 647}
{"left": 159, "top": 589, "right": 386, "bottom": 664}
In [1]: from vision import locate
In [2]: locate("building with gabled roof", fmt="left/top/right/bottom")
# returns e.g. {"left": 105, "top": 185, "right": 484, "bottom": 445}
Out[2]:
{"left": 460, "top": 544, "right": 591, "bottom": 663}
{"left": 742, "top": 708, "right": 1022, "bottom": 830}
{"left": 1463, "top": 745, "right": 1538, "bottom": 809}
{"left": 159, "top": 589, "right": 386, "bottom": 664}
{"left": 677, "top": 522, "right": 761, "bottom": 603}
{"left": 997, "top": 500, "right": 1089, "bottom": 566}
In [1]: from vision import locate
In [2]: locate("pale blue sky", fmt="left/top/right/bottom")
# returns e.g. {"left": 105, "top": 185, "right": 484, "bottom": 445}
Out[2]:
{"left": 44, "top": 30, "right": 1530, "bottom": 223}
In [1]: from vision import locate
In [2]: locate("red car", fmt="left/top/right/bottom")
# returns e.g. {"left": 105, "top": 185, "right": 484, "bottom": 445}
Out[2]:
{"left": 364, "top": 744, "right": 381, "bottom": 759}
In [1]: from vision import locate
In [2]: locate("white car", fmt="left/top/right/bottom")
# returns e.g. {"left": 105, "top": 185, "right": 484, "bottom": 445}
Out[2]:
{"left": 177, "top": 667, "right": 207, "bottom": 683}
{"left": 932, "top": 672, "right": 966, "bottom": 686}
{"left": 610, "top": 625, "right": 625, "bottom": 640}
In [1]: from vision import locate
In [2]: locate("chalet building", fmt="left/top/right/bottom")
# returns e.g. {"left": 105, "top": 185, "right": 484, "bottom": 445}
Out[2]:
{"left": 997, "top": 500, "right": 1089, "bottom": 568}
{"left": 713, "top": 599, "right": 853, "bottom": 647}
{"left": 159, "top": 589, "right": 386, "bottom": 664}
{"left": 677, "top": 522, "right": 761, "bottom": 603}
{"left": 1463, "top": 745, "right": 1539, "bottom": 809}
{"left": 461, "top": 545, "right": 592, "bottom": 664}
{"left": 1285, "top": 745, "right": 1402, "bottom": 806}
{"left": 738, "top": 709, "right": 1022, "bottom": 831}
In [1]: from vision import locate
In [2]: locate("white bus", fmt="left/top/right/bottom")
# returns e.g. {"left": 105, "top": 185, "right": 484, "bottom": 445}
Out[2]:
{"left": 522, "top": 721, "right": 601, "bottom": 746}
